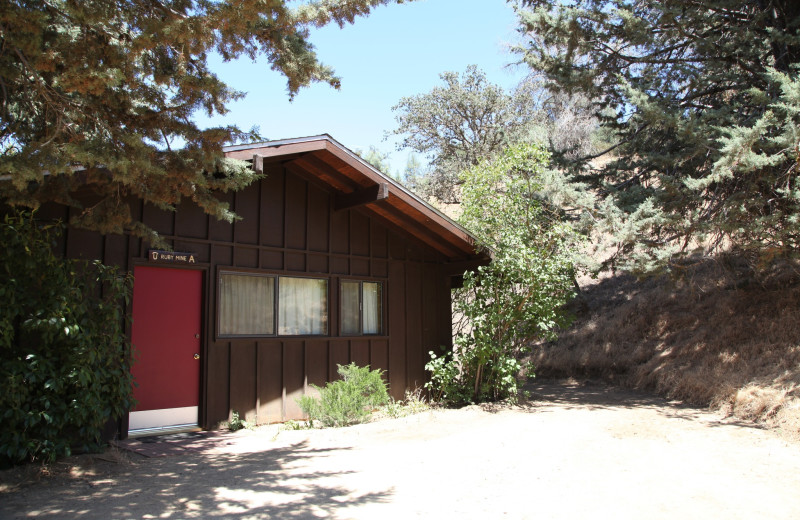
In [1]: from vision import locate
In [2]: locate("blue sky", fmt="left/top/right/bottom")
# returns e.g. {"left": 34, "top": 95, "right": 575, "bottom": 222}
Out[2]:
{"left": 197, "top": 0, "right": 527, "bottom": 175}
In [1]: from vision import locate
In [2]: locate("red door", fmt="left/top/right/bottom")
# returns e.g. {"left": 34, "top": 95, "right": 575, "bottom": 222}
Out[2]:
{"left": 129, "top": 266, "right": 202, "bottom": 431}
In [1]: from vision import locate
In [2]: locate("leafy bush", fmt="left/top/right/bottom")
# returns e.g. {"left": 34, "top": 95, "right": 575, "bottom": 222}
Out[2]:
{"left": 425, "top": 350, "right": 473, "bottom": 405}
{"left": 382, "top": 389, "right": 430, "bottom": 419}
{"left": 0, "top": 212, "right": 135, "bottom": 466}
{"left": 281, "top": 420, "right": 309, "bottom": 431}
{"left": 297, "top": 363, "right": 389, "bottom": 427}
{"left": 227, "top": 411, "right": 251, "bottom": 431}
{"left": 426, "top": 144, "right": 579, "bottom": 405}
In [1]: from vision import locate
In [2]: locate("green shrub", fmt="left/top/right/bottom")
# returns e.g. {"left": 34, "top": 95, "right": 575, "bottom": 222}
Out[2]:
{"left": 0, "top": 212, "right": 135, "bottom": 466}
{"left": 297, "top": 363, "right": 389, "bottom": 427}
{"left": 401, "top": 388, "right": 430, "bottom": 415}
{"left": 227, "top": 411, "right": 251, "bottom": 431}
{"left": 425, "top": 350, "right": 473, "bottom": 405}
{"left": 382, "top": 389, "right": 430, "bottom": 419}
{"left": 281, "top": 420, "right": 309, "bottom": 431}
{"left": 426, "top": 144, "right": 579, "bottom": 406}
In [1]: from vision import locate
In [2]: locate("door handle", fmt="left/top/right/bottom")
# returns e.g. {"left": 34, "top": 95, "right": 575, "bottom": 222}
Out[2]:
{"left": 193, "top": 353, "right": 200, "bottom": 360}
{"left": 194, "top": 334, "right": 200, "bottom": 339}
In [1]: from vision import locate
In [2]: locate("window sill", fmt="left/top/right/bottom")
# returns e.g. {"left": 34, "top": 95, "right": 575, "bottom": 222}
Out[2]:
{"left": 217, "top": 335, "right": 390, "bottom": 342}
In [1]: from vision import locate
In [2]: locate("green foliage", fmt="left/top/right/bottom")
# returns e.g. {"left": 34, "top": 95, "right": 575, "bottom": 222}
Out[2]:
{"left": 227, "top": 411, "right": 252, "bottom": 432}
{"left": 281, "top": 420, "right": 310, "bottom": 431}
{"left": 514, "top": 0, "right": 800, "bottom": 273}
{"left": 425, "top": 350, "right": 472, "bottom": 405}
{"left": 0, "top": 212, "right": 135, "bottom": 465}
{"left": 297, "top": 363, "right": 389, "bottom": 427}
{"left": 426, "top": 143, "right": 579, "bottom": 405}
{"left": 356, "top": 146, "right": 396, "bottom": 178}
{"left": 381, "top": 389, "right": 430, "bottom": 419}
{"left": 0, "top": 0, "right": 406, "bottom": 245}
{"left": 401, "top": 153, "right": 425, "bottom": 187}
{"left": 389, "top": 65, "right": 544, "bottom": 203}
{"left": 390, "top": 65, "right": 600, "bottom": 204}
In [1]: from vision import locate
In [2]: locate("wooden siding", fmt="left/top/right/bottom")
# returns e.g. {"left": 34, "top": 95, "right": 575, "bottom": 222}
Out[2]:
{"left": 40, "top": 163, "right": 455, "bottom": 430}
{"left": 227, "top": 137, "right": 480, "bottom": 260}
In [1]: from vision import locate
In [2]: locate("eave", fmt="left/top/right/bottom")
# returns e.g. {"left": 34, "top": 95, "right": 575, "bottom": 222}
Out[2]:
{"left": 224, "top": 135, "right": 490, "bottom": 267}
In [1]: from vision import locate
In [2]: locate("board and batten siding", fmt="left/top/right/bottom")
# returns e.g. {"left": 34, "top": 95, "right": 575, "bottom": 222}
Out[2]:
{"left": 41, "top": 163, "right": 454, "bottom": 429}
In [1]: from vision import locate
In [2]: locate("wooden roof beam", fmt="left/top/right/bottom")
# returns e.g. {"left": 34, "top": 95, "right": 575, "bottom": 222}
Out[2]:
{"left": 289, "top": 154, "right": 361, "bottom": 192}
{"left": 366, "top": 202, "right": 465, "bottom": 259}
{"left": 334, "top": 183, "right": 389, "bottom": 212}
{"left": 439, "top": 257, "right": 492, "bottom": 277}
{"left": 253, "top": 154, "right": 264, "bottom": 174}
{"left": 224, "top": 136, "right": 485, "bottom": 260}
{"left": 225, "top": 139, "right": 326, "bottom": 161}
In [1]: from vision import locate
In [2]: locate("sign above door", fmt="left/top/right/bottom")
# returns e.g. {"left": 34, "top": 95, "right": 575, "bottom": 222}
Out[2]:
{"left": 148, "top": 249, "right": 197, "bottom": 265}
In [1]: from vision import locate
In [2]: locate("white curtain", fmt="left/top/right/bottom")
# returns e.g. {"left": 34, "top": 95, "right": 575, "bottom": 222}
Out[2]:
{"left": 219, "top": 274, "right": 274, "bottom": 335}
{"left": 279, "top": 277, "right": 328, "bottom": 335}
{"left": 341, "top": 281, "right": 360, "bottom": 335}
{"left": 362, "top": 282, "right": 381, "bottom": 334}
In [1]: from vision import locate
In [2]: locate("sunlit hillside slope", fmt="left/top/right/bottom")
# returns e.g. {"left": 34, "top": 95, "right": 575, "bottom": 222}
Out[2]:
{"left": 531, "top": 258, "right": 800, "bottom": 440}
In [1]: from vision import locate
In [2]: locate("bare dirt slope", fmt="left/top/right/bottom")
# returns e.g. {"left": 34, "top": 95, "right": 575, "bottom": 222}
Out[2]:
{"left": 2, "top": 379, "right": 799, "bottom": 519}
{"left": 533, "top": 259, "right": 800, "bottom": 439}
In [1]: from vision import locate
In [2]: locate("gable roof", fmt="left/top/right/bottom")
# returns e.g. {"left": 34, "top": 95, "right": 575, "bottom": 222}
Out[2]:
{"left": 223, "top": 135, "right": 489, "bottom": 270}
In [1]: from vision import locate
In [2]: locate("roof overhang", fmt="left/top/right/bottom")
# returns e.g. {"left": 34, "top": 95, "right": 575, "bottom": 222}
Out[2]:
{"left": 223, "top": 135, "right": 490, "bottom": 267}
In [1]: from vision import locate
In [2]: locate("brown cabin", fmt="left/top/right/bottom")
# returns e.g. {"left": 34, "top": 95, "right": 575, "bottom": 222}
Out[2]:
{"left": 40, "top": 135, "right": 489, "bottom": 438}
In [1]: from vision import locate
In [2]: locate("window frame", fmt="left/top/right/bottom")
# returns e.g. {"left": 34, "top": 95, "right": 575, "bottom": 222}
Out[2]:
{"left": 216, "top": 270, "right": 330, "bottom": 339}
{"left": 217, "top": 271, "right": 277, "bottom": 339}
{"left": 339, "top": 278, "right": 385, "bottom": 337}
{"left": 276, "top": 275, "right": 329, "bottom": 337}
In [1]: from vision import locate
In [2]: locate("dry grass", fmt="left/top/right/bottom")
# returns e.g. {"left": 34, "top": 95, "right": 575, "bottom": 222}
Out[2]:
{"left": 531, "top": 257, "right": 800, "bottom": 440}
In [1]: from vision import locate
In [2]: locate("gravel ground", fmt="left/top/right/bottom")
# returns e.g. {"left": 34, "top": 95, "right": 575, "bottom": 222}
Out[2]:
{"left": 2, "top": 379, "right": 799, "bottom": 519}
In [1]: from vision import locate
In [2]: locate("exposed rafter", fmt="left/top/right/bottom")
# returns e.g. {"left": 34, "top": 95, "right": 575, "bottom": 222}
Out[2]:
{"left": 224, "top": 135, "right": 488, "bottom": 263}
{"left": 334, "top": 183, "right": 389, "bottom": 211}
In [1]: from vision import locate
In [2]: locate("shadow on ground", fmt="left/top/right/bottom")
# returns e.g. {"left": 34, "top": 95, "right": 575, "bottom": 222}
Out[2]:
{"left": 2, "top": 380, "right": 772, "bottom": 519}
{"left": 525, "top": 378, "right": 764, "bottom": 431}
{"left": 0, "top": 440, "right": 391, "bottom": 519}
{"left": 526, "top": 379, "right": 672, "bottom": 409}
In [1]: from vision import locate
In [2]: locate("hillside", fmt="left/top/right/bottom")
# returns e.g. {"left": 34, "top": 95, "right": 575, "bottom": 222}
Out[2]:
{"left": 531, "top": 258, "right": 800, "bottom": 440}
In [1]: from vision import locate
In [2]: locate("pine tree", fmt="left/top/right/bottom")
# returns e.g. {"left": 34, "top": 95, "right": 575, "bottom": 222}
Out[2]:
{"left": 0, "top": 0, "right": 405, "bottom": 243}
{"left": 514, "top": 0, "right": 800, "bottom": 272}
{"left": 356, "top": 146, "right": 394, "bottom": 177}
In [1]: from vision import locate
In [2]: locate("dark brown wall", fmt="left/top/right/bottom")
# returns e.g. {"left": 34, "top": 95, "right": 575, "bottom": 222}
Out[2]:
{"left": 42, "top": 163, "right": 454, "bottom": 429}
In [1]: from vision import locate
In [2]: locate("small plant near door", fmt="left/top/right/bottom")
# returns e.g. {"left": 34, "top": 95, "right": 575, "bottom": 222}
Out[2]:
{"left": 227, "top": 411, "right": 252, "bottom": 431}
{"left": 297, "top": 363, "right": 389, "bottom": 427}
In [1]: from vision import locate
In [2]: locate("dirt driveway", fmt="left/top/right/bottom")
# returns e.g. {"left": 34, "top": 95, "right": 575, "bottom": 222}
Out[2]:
{"left": 2, "top": 379, "right": 799, "bottom": 519}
